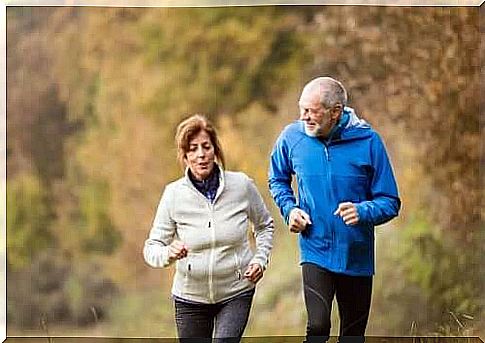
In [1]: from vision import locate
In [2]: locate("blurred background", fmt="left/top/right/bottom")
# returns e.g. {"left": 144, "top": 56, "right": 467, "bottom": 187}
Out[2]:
{"left": 6, "top": 5, "right": 484, "bottom": 338}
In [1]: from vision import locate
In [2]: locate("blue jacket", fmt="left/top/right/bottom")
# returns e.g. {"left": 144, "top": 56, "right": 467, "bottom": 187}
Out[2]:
{"left": 268, "top": 107, "right": 400, "bottom": 276}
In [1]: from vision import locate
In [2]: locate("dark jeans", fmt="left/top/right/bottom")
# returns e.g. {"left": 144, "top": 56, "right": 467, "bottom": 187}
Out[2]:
{"left": 174, "top": 289, "right": 254, "bottom": 343}
{"left": 302, "top": 263, "right": 373, "bottom": 343}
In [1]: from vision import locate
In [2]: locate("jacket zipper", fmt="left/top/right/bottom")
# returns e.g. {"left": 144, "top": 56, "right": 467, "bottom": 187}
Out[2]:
{"left": 208, "top": 202, "right": 216, "bottom": 303}
{"left": 183, "top": 172, "right": 223, "bottom": 304}
{"left": 324, "top": 142, "right": 337, "bottom": 267}
{"left": 323, "top": 144, "right": 330, "bottom": 161}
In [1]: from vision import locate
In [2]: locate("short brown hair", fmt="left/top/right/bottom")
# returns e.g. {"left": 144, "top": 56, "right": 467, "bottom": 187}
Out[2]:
{"left": 175, "top": 114, "right": 225, "bottom": 169}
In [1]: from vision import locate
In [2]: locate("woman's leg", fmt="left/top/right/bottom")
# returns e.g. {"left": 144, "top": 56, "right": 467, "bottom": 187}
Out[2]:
{"left": 174, "top": 299, "right": 215, "bottom": 343}
{"left": 213, "top": 290, "right": 255, "bottom": 343}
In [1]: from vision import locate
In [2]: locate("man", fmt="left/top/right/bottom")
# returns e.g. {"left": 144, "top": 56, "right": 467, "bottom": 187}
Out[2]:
{"left": 268, "top": 77, "right": 400, "bottom": 343}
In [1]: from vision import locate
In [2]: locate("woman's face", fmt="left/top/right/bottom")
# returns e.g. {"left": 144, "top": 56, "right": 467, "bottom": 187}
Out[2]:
{"left": 185, "top": 130, "right": 215, "bottom": 181}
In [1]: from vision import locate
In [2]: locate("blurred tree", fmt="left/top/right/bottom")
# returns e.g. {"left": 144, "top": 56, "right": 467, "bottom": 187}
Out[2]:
{"left": 6, "top": 172, "right": 54, "bottom": 270}
{"left": 7, "top": 7, "right": 122, "bottom": 329}
{"left": 7, "top": 7, "right": 73, "bottom": 185}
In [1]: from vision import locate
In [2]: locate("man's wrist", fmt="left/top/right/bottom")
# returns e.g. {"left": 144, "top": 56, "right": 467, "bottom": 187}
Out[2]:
{"left": 284, "top": 206, "right": 298, "bottom": 224}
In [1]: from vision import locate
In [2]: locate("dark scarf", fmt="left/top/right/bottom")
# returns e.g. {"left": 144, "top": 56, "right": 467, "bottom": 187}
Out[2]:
{"left": 189, "top": 163, "right": 220, "bottom": 203}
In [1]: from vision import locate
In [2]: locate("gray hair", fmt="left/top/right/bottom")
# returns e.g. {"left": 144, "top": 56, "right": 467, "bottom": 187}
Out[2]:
{"left": 302, "top": 76, "right": 348, "bottom": 109}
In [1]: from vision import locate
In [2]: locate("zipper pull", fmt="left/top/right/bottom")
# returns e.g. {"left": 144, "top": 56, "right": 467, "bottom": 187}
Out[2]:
{"left": 208, "top": 221, "right": 211, "bottom": 228}
{"left": 324, "top": 146, "right": 330, "bottom": 161}
{"left": 236, "top": 270, "right": 241, "bottom": 280}
{"left": 188, "top": 263, "right": 191, "bottom": 272}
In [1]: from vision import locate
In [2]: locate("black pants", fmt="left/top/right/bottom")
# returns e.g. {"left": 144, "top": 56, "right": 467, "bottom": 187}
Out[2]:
{"left": 302, "top": 263, "right": 373, "bottom": 343}
{"left": 174, "top": 290, "right": 254, "bottom": 343}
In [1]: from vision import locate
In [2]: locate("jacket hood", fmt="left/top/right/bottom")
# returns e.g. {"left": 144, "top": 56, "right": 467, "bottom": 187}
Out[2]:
{"left": 335, "top": 106, "right": 372, "bottom": 141}
{"left": 344, "top": 106, "right": 369, "bottom": 129}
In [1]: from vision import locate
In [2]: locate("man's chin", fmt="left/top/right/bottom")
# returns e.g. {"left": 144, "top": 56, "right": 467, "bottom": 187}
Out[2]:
{"left": 304, "top": 126, "right": 320, "bottom": 137}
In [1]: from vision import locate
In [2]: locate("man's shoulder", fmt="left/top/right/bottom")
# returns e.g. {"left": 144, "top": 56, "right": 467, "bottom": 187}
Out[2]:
{"left": 277, "top": 121, "right": 307, "bottom": 147}
{"left": 281, "top": 120, "right": 303, "bottom": 136}
{"left": 365, "top": 127, "right": 385, "bottom": 143}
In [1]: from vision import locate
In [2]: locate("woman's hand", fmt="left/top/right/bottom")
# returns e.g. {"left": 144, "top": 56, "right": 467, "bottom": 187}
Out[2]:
{"left": 168, "top": 240, "right": 188, "bottom": 262}
{"left": 244, "top": 263, "right": 264, "bottom": 283}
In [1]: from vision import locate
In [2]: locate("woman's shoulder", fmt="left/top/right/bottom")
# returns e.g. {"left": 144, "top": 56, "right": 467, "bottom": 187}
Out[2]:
{"left": 223, "top": 170, "right": 252, "bottom": 185}
{"left": 162, "top": 176, "right": 187, "bottom": 192}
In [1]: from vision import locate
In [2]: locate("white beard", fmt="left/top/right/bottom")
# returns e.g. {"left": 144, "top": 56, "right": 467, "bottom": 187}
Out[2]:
{"left": 304, "top": 122, "right": 321, "bottom": 137}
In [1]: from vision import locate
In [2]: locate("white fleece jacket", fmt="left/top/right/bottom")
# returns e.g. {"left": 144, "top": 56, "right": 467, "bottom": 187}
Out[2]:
{"left": 143, "top": 169, "right": 274, "bottom": 304}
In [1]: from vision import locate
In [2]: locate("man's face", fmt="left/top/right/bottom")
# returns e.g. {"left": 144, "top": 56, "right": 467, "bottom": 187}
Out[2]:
{"left": 298, "top": 90, "right": 334, "bottom": 138}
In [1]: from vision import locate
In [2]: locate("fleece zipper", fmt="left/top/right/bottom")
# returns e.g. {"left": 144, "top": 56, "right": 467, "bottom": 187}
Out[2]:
{"left": 208, "top": 201, "right": 216, "bottom": 303}
{"left": 183, "top": 172, "right": 224, "bottom": 304}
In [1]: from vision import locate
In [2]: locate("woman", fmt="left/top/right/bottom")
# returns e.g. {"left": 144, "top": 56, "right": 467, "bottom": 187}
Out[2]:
{"left": 143, "top": 114, "right": 274, "bottom": 342}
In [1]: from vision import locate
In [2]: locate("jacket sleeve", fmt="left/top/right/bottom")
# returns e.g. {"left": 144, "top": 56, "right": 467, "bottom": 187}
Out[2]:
{"left": 143, "top": 185, "right": 177, "bottom": 268}
{"left": 355, "top": 134, "right": 401, "bottom": 226}
{"left": 268, "top": 133, "right": 297, "bottom": 224}
{"left": 247, "top": 177, "right": 274, "bottom": 270}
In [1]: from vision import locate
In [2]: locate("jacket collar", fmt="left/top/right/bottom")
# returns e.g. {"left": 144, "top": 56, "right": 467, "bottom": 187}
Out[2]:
{"left": 183, "top": 163, "right": 225, "bottom": 202}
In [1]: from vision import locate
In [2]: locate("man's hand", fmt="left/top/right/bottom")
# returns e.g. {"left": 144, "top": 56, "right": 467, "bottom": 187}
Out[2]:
{"left": 244, "top": 263, "right": 263, "bottom": 283}
{"left": 168, "top": 240, "right": 188, "bottom": 262}
{"left": 289, "top": 208, "right": 312, "bottom": 233}
{"left": 334, "top": 202, "right": 359, "bottom": 225}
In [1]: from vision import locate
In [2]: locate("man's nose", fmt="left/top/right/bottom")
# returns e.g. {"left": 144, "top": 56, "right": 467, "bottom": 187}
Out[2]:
{"left": 300, "top": 109, "right": 309, "bottom": 121}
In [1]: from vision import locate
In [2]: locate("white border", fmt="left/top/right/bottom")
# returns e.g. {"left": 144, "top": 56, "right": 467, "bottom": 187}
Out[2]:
{"left": 2, "top": 0, "right": 483, "bottom": 7}
{"left": 1, "top": 1, "right": 482, "bottom": 342}
{"left": 1, "top": 1, "right": 6, "bottom": 342}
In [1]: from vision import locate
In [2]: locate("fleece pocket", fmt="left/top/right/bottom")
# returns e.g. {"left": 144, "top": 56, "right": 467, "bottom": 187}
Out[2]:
{"left": 233, "top": 251, "right": 242, "bottom": 281}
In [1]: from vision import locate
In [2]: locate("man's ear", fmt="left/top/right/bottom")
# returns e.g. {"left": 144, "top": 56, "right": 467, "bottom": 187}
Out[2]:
{"left": 331, "top": 104, "right": 343, "bottom": 120}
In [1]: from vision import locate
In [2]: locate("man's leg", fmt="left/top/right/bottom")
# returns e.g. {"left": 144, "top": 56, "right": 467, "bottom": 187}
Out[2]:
{"left": 213, "top": 290, "right": 255, "bottom": 343}
{"left": 335, "top": 274, "right": 373, "bottom": 343}
{"left": 174, "top": 299, "right": 214, "bottom": 343}
{"left": 302, "top": 263, "right": 336, "bottom": 343}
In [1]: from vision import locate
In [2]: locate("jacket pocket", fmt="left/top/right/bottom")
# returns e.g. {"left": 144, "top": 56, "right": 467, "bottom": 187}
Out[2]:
{"left": 182, "top": 256, "right": 191, "bottom": 295}
{"left": 346, "top": 240, "right": 371, "bottom": 271}
{"left": 233, "top": 251, "right": 242, "bottom": 281}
